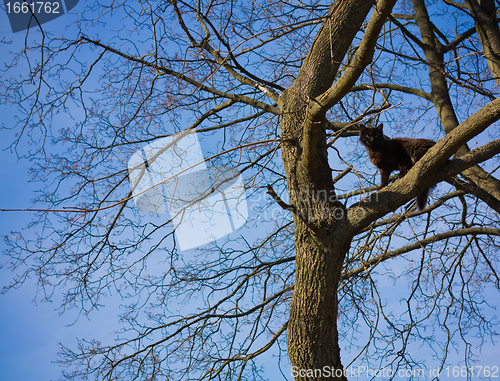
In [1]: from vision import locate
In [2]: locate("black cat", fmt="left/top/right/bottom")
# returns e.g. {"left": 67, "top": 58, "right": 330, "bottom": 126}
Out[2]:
{"left": 359, "top": 123, "right": 435, "bottom": 211}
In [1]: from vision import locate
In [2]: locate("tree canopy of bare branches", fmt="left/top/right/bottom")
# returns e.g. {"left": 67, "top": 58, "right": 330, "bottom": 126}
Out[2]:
{"left": 1, "top": 0, "right": 500, "bottom": 380}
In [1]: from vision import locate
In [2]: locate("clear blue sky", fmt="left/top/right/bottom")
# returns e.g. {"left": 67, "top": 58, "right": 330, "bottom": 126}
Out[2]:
{"left": 0, "top": 4, "right": 112, "bottom": 380}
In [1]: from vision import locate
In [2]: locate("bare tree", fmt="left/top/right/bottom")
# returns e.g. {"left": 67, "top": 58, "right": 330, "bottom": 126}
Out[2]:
{"left": 1, "top": 0, "right": 500, "bottom": 380}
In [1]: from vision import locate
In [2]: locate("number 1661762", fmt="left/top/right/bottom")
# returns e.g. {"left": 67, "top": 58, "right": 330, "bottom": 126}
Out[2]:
{"left": 444, "top": 366, "right": 499, "bottom": 378}
{"left": 5, "top": 2, "right": 61, "bottom": 15}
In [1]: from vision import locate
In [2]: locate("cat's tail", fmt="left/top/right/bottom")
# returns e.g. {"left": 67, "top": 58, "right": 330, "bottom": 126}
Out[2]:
{"left": 416, "top": 188, "right": 430, "bottom": 211}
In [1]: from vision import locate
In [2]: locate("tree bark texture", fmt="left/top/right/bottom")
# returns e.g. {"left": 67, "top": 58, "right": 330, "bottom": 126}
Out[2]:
{"left": 283, "top": 1, "right": 500, "bottom": 378}
{"left": 280, "top": 1, "right": 395, "bottom": 379}
{"left": 465, "top": 0, "right": 500, "bottom": 87}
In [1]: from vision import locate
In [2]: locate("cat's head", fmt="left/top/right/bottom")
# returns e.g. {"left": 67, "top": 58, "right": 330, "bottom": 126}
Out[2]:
{"left": 359, "top": 123, "right": 384, "bottom": 147}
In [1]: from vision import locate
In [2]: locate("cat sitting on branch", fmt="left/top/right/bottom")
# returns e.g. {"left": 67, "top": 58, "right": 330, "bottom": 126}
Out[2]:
{"left": 358, "top": 123, "right": 436, "bottom": 211}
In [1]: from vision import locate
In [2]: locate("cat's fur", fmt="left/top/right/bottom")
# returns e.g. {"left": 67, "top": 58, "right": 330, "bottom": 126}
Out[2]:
{"left": 359, "top": 123, "right": 435, "bottom": 211}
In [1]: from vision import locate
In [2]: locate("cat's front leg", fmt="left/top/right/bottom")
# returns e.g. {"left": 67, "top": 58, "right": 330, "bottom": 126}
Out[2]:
{"left": 379, "top": 169, "right": 390, "bottom": 188}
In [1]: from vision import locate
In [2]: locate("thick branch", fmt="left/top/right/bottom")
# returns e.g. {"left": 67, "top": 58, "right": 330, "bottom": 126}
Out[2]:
{"left": 289, "top": 0, "right": 375, "bottom": 98}
{"left": 444, "top": 26, "right": 477, "bottom": 52}
{"left": 309, "top": 0, "right": 398, "bottom": 119}
{"left": 351, "top": 83, "right": 433, "bottom": 101}
{"left": 349, "top": 98, "right": 500, "bottom": 233}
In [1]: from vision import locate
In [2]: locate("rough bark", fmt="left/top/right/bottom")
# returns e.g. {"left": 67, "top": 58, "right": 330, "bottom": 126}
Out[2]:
{"left": 282, "top": 1, "right": 500, "bottom": 378}
{"left": 465, "top": 0, "right": 500, "bottom": 87}
{"left": 280, "top": 0, "right": 397, "bottom": 379}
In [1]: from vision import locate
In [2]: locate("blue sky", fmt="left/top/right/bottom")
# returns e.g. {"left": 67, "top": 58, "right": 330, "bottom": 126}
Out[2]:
{"left": 0, "top": 2, "right": 499, "bottom": 381}
{"left": 0, "top": 3, "right": 99, "bottom": 380}
{"left": 0, "top": 131, "right": 130, "bottom": 379}
{"left": 0, "top": 121, "right": 78, "bottom": 380}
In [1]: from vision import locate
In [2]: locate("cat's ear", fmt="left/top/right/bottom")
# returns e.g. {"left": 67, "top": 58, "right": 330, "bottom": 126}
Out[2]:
{"left": 376, "top": 124, "right": 383, "bottom": 132}
{"left": 358, "top": 124, "right": 366, "bottom": 133}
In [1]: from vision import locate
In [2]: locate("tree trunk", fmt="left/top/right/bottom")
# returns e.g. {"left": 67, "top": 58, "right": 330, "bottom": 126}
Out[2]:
{"left": 280, "top": 1, "right": 381, "bottom": 379}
